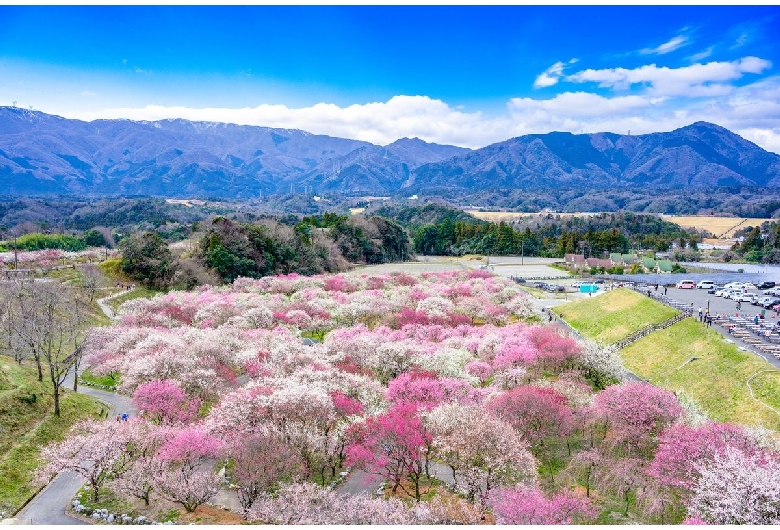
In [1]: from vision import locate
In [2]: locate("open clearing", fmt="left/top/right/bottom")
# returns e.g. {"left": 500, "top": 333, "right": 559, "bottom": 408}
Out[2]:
{"left": 554, "top": 288, "right": 679, "bottom": 345}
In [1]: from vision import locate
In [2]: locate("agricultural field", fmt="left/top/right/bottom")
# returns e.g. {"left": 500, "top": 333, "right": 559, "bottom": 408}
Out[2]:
{"left": 662, "top": 215, "right": 774, "bottom": 239}
{"left": 466, "top": 210, "right": 581, "bottom": 223}
{"left": 22, "top": 269, "right": 780, "bottom": 525}
{"left": 554, "top": 288, "right": 680, "bottom": 345}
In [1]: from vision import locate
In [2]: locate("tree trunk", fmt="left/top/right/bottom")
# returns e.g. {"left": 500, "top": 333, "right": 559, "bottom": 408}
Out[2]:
{"left": 53, "top": 381, "right": 61, "bottom": 417}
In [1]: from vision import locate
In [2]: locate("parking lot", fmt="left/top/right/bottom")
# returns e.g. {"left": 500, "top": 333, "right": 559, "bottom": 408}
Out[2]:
{"left": 637, "top": 282, "right": 777, "bottom": 321}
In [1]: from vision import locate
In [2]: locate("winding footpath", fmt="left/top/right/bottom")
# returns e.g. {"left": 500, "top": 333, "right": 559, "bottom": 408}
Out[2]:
{"left": 7, "top": 287, "right": 453, "bottom": 525}
{"left": 10, "top": 290, "right": 137, "bottom": 526}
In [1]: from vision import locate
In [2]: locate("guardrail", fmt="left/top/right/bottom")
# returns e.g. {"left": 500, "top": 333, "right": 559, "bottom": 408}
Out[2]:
{"left": 612, "top": 312, "right": 689, "bottom": 350}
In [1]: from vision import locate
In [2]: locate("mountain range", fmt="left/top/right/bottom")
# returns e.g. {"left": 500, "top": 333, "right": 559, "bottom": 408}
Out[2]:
{"left": 1, "top": 106, "right": 779, "bottom": 198}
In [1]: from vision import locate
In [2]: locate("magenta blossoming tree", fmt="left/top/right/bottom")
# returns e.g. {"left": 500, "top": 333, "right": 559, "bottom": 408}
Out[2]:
{"left": 153, "top": 426, "right": 225, "bottom": 512}
{"left": 132, "top": 379, "right": 202, "bottom": 425}
{"left": 345, "top": 403, "right": 431, "bottom": 500}
{"left": 591, "top": 382, "right": 683, "bottom": 454}
{"left": 231, "top": 431, "right": 306, "bottom": 511}
{"left": 486, "top": 384, "right": 573, "bottom": 446}
{"left": 488, "top": 485, "right": 598, "bottom": 524}
{"left": 648, "top": 421, "right": 757, "bottom": 491}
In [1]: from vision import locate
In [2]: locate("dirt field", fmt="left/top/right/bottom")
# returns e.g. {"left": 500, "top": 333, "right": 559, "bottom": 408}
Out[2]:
{"left": 466, "top": 210, "right": 587, "bottom": 223}
{"left": 663, "top": 216, "right": 773, "bottom": 238}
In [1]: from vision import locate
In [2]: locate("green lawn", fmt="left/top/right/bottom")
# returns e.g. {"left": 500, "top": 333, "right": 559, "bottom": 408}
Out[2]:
{"left": 0, "top": 361, "right": 106, "bottom": 515}
{"left": 554, "top": 288, "right": 680, "bottom": 345}
{"left": 620, "top": 318, "right": 780, "bottom": 430}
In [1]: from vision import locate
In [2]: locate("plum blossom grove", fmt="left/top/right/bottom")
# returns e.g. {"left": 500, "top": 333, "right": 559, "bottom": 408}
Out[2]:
{"left": 0, "top": 248, "right": 116, "bottom": 270}
{"left": 36, "top": 270, "right": 780, "bottom": 524}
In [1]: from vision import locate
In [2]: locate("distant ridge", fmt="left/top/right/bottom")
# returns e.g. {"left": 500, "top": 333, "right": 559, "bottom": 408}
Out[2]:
{"left": 1, "top": 107, "right": 778, "bottom": 198}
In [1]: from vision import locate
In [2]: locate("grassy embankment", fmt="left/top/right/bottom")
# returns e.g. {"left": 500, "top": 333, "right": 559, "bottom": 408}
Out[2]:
{"left": 556, "top": 288, "right": 780, "bottom": 430}
{"left": 0, "top": 362, "right": 106, "bottom": 515}
{"left": 554, "top": 288, "right": 679, "bottom": 345}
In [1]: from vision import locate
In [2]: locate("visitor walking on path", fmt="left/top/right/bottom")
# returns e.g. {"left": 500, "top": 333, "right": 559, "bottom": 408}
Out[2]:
{"left": 698, "top": 307, "right": 703, "bottom": 322}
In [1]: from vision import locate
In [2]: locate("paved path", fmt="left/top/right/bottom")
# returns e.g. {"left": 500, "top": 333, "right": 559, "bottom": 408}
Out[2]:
{"left": 95, "top": 288, "right": 136, "bottom": 321}
{"left": 10, "top": 292, "right": 138, "bottom": 525}
{"left": 13, "top": 377, "right": 131, "bottom": 526}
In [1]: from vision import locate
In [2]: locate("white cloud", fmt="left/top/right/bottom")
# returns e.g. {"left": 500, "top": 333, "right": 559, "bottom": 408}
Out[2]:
{"left": 533, "top": 59, "right": 577, "bottom": 89}
{"left": 641, "top": 35, "right": 690, "bottom": 55}
{"left": 565, "top": 57, "right": 772, "bottom": 96}
{"left": 687, "top": 47, "right": 713, "bottom": 63}
{"left": 56, "top": 77, "right": 780, "bottom": 155}
{"left": 80, "top": 90, "right": 96, "bottom": 97}
{"left": 534, "top": 62, "right": 566, "bottom": 88}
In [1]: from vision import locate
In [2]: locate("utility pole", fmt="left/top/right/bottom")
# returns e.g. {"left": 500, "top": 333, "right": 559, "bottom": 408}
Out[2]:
{"left": 14, "top": 234, "right": 18, "bottom": 270}
{"left": 521, "top": 237, "right": 524, "bottom": 265}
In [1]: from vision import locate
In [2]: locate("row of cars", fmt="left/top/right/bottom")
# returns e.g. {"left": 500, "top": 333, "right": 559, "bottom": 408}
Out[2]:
{"left": 706, "top": 281, "right": 780, "bottom": 309}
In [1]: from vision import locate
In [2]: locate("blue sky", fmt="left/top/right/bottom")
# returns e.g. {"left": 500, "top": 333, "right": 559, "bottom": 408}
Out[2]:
{"left": 1, "top": 5, "right": 779, "bottom": 152}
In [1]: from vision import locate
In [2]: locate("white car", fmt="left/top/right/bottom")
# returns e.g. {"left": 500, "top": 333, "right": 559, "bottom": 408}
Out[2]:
{"left": 724, "top": 282, "right": 748, "bottom": 290}
{"left": 696, "top": 280, "right": 716, "bottom": 289}
{"left": 724, "top": 289, "right": 744, "bottom": 300}
{"left": 714, "top": 288, "right": 730, "bottom": 297}
{"left": 733, "top": 292, "right": 756, "bottom": 303}
{"left": 757, "top": 296, "right": 774, "bottom": 307}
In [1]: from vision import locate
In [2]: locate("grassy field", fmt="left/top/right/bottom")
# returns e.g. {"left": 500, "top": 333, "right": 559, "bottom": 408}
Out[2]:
{"left": 554, "top": 288, "right": 680, "bottom": 345}
{"left": 0, "top": 361, "right": 106, "bottom": 515}
{"left": 621, "top": 318, "right": 780, "bottom": 430}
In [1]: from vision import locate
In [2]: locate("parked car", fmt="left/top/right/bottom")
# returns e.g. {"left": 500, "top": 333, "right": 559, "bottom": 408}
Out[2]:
{"left": 714, "top": 288, "right": 730, "bottom": 297}
{"left": 725, "top": 289, "right": 746, "bottom": 300}
{"left": 764, "top": 298, "right": 780, "bottom": 309}
{"left": 676, "top": 280, "right": 696, "bottom": 289}
{"left": 757, "top": 296, "right": 774, "bottom": 307}
{"left": 724, "top": 282, "right": 748, "bottom": 291}
{"left": 707, "top": 287, "right": 719, "bottom": 294}
{"left": 736, "top": 293, "right": 758, "bottom": 304}
{"left": 696, "top": 280, "right": 716, "bottom": 289}
{"left": 758, "top": 281, "right": 776, "bottom": 290}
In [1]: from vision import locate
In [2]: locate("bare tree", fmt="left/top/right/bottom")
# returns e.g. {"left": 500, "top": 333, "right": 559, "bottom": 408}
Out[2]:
{"left": 3, "top": 280, "right": 44, "bottom": 379}
{"left": 81, "top": 263, "right": 105, "bottom": 302}
{"left": 7, "top": 281, "right": 88, "bottom": 415}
